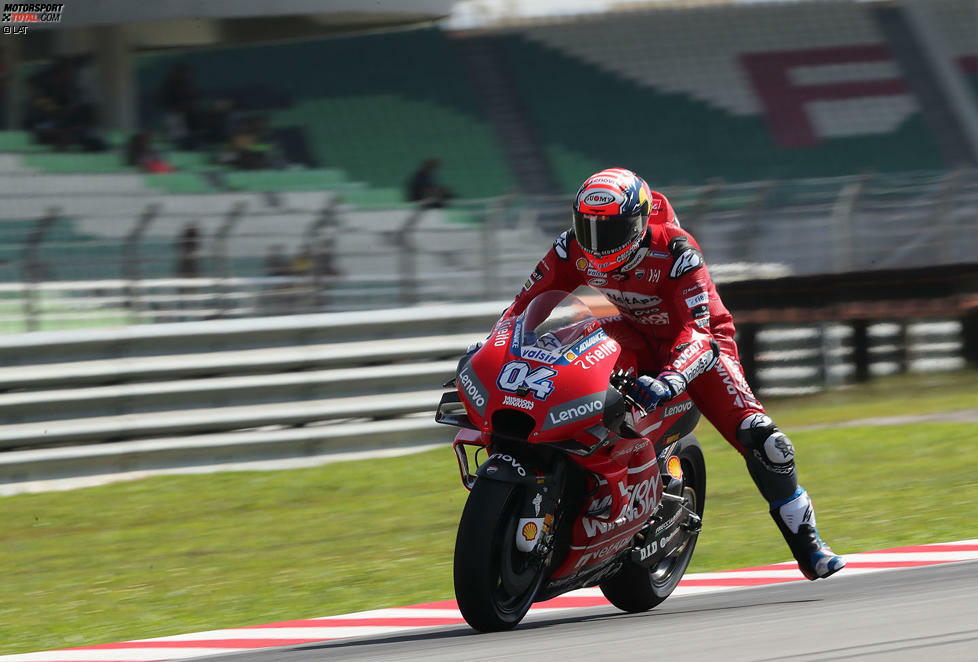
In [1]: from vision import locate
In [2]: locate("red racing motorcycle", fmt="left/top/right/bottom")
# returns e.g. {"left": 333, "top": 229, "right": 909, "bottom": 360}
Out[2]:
{"left": 435, "top": 290, "right": 706, "bottom": 632}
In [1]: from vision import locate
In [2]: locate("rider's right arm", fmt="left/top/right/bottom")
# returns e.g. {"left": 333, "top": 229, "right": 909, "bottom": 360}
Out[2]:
{"left": 506, "top": 229, "right": 583, "bottom": 318}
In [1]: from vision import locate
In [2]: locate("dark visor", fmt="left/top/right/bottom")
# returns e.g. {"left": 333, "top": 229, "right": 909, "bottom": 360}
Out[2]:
{"left": 573, "top": 211, "right": 644, "bottom": 257}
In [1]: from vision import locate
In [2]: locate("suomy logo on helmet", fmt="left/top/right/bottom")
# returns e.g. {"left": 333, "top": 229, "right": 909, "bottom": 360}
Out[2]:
{"left": 581, "top": 188, "right": 623, "bottom": 207}
{"left": 583, "top": 191, "right": 616, "bottom": 205}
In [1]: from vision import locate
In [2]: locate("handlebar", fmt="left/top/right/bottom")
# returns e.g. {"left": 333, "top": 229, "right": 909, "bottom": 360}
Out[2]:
{"left": 609, "top": 368, "right": 652, "bottom": 417}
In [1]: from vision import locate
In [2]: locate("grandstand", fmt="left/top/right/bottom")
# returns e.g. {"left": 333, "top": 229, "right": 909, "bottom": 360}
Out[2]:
{"left": 0, "top": 0, "right": 975, "bottom": 332}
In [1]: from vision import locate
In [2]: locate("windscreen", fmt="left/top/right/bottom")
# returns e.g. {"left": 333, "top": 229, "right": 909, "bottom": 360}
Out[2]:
{"left": 516, "top": 290, "right": 599, "bottom": 360}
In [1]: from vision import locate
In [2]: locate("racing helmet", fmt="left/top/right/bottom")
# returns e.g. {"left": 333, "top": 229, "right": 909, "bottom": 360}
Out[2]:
{"left": 572, "top": 168, "right": 653, "bottom": 272}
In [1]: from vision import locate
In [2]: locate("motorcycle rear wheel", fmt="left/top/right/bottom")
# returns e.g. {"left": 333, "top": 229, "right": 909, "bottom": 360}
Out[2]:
{"left": 454, "top": 478, "right": 546, "bottom": 632}
{"left": 599, "top": 434, "right": 706, "bottom": 613}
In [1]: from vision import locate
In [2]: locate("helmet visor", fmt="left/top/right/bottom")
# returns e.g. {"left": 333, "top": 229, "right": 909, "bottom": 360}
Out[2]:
{"left": 573, "top": 211, "right": 645, "bottom": 258}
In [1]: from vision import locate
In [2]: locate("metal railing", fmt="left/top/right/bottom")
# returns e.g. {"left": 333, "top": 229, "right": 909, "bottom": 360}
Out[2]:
{"left": 0, "top": 168, "right": 975, "bottom": 331}
{"left": 0, "top": 301, "right": 965, "bottom": 493}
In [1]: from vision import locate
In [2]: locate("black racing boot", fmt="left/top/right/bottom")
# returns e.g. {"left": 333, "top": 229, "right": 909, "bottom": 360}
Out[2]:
{"left": 770, "top": 487, "right": 846, "bottom": 580}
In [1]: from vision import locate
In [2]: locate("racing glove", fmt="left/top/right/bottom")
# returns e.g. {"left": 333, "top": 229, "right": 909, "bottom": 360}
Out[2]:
{"left": 628, "top": 375, "right": 673, "bottom": 411}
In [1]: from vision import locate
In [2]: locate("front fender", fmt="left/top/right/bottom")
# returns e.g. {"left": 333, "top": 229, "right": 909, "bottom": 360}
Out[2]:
{"left": 475, "top": 451, "right": 568, "bottom": 555}
{"left": 476, "top": 452, "right": 541, "bottom": 485}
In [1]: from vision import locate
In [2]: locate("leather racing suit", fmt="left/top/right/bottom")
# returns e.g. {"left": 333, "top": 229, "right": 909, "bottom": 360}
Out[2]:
{"left": 508, "top": 191, "right": 762, "bottom": 451}
{"left": 506, "top": 189, "right": 845, "bottom": 580}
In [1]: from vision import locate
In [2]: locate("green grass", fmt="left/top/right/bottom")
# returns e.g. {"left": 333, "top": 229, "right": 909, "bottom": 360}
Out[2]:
{"left": 1, "top": 370, "right": 976, "bottom": 653}
{"left": 0, "top": 298, "right": 132, "bottom": 334}
{"left": 763, "top": 370, "right": 978, "bottom": 428}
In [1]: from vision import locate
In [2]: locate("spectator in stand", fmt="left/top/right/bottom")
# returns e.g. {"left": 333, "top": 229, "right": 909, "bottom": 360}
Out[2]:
{"left": 126, "top": 131, "right": 175, "bottom": 173}
{"left": 25, "top": 56, "right": 106, "bottom": 151}
{"left": 406, "top": 158, "right": 453, "bottom": 208}
{"left": 223, "top": 114, "right": 282, "bottom": 170}
{"left": 176, "top": 223, "right": 201, "bottom": 279}
{"left": 159, "top": 63, "right": 201, "bottom": 149}
{"left": 291, "top": 247, "right": 313, "bottom": 277}
{"left": 24, "top": 78, "right": 60, "bottom": 146}
{"left": 313, "top": 237, "right": 342, "bottom": 278}
{"left": 264, "top": 244, "right": 291, "bottom": 278}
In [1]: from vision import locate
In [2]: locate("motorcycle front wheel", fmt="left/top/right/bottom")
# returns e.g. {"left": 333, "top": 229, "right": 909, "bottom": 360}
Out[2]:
{"left": 599, "top": 433, "right": 706, "bottom": 613}
{"left": 454, "top": 477, "right": 546, "bottom": 632}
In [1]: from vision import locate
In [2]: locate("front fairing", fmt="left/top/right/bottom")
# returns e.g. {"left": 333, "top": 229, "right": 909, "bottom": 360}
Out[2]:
{"left": 457, "top": 293, "right": 622, "bottom": 447}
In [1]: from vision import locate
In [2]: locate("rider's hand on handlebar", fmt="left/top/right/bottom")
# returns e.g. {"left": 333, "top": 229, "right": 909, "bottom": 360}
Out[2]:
{"left": 628, "top": 375, "right": 672, "bottom": 411}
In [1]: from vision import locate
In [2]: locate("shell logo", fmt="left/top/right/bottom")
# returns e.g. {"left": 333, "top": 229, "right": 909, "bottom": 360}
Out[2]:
{"left": 576, "top": 257, "right": 589, "bottom": 271}
{"left": 521, "top": 521, "right": 538, "bottom": 542}
{"left": 667, "top": 456, "right": 683, "bottom": 480}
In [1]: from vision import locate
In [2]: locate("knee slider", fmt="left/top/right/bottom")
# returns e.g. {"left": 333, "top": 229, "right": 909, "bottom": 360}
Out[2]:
{"left": 737, "top": 413, "right": 796, "bottom": 476}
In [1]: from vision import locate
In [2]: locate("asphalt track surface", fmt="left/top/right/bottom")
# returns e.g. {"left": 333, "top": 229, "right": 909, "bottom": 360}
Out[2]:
{"left": 198, "top": 560, "right": 978, "bottom": 662}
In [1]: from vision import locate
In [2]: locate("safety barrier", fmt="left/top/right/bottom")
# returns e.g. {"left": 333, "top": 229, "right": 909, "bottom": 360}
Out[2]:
{"left": 0, "top": 302, "right": 506, "bottom": 490}
{"left": 0, "top": 296, "right": 969, "bottom": 492}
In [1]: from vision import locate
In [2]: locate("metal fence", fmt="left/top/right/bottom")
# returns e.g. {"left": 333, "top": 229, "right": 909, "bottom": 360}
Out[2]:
{"left": 0, "top": 168, "right": 975, "bottom": 331}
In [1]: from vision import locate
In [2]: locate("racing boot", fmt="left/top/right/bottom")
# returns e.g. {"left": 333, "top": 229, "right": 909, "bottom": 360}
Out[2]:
{"left": 770, "top": 486, "right": 846, "bottom": 580}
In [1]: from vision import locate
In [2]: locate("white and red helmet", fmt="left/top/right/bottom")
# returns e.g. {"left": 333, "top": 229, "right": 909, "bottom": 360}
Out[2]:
{"left": 572, "top": 168, "right": 654, "bottom": 272}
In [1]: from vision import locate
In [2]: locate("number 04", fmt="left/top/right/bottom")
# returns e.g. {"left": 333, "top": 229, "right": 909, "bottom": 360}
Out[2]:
{"left": 497, "top": 361, "right": 556, "bottom": 400}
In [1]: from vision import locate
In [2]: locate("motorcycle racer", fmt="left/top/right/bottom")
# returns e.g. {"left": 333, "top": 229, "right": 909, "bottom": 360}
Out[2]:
{"left": 507, "top": 167, "right": 845, "bottom": 581}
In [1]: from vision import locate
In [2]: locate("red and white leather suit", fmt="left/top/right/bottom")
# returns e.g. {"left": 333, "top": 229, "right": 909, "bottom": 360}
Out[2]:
{"left": 507, "top": 190, "right": 763, "bottom": 454}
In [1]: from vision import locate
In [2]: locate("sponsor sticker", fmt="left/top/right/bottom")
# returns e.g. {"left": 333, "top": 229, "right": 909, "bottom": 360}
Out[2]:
{"left": 574, "top": 536, "right": 632, "bottom": 568}
{"left": 542, "top": 392, "right": 605, "bottom": 430}
{"left": 635, "top": 311, "right": 670, "bottom": 326}
{"left": 582, "top": 189, "right": 624, "bottom": 207}
{"left": 458, "top": 364, "right": 488, "bottom": 415}
{"left": 582, "top": 474, "right": 658, "bottom": 538}
{"left": 503, "top": 394, "right": 535, "bottom": 410}
{"left": 576, "top": 257, "right": 589, "bottom": 271}
{"left": 620, "top": 246, "right": 648, "bottom": 271}
{"left": 667, "top": 456, "right": 683, "bottom": 480}
{"left": 490, "top": 453, "right": 527, "bottom": 477}
{"left": 516, "top": 517, "right": 544, "bottom": 552}
{"left": 571, "top": 329, "right": 608, "bottom": 355}
{"left": 662, "top": 399, "right": 694, "bottom": 418}
{"left": 520, "top": 346, "right": 561, "bottom": 364}
{"left": 685, "top": 292, "right": 709, "bottom": 308}
{"left": 574, "top": 338, "right": 619, "bottom": 369}
{"left": 586, "top": 176, "right": 621, "bottom": 186}
{"left": 601, "top": 290, "right": 663, "bottom": 311}
{"left": 492, "top": 318, "right": 513, "bottom": 347}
